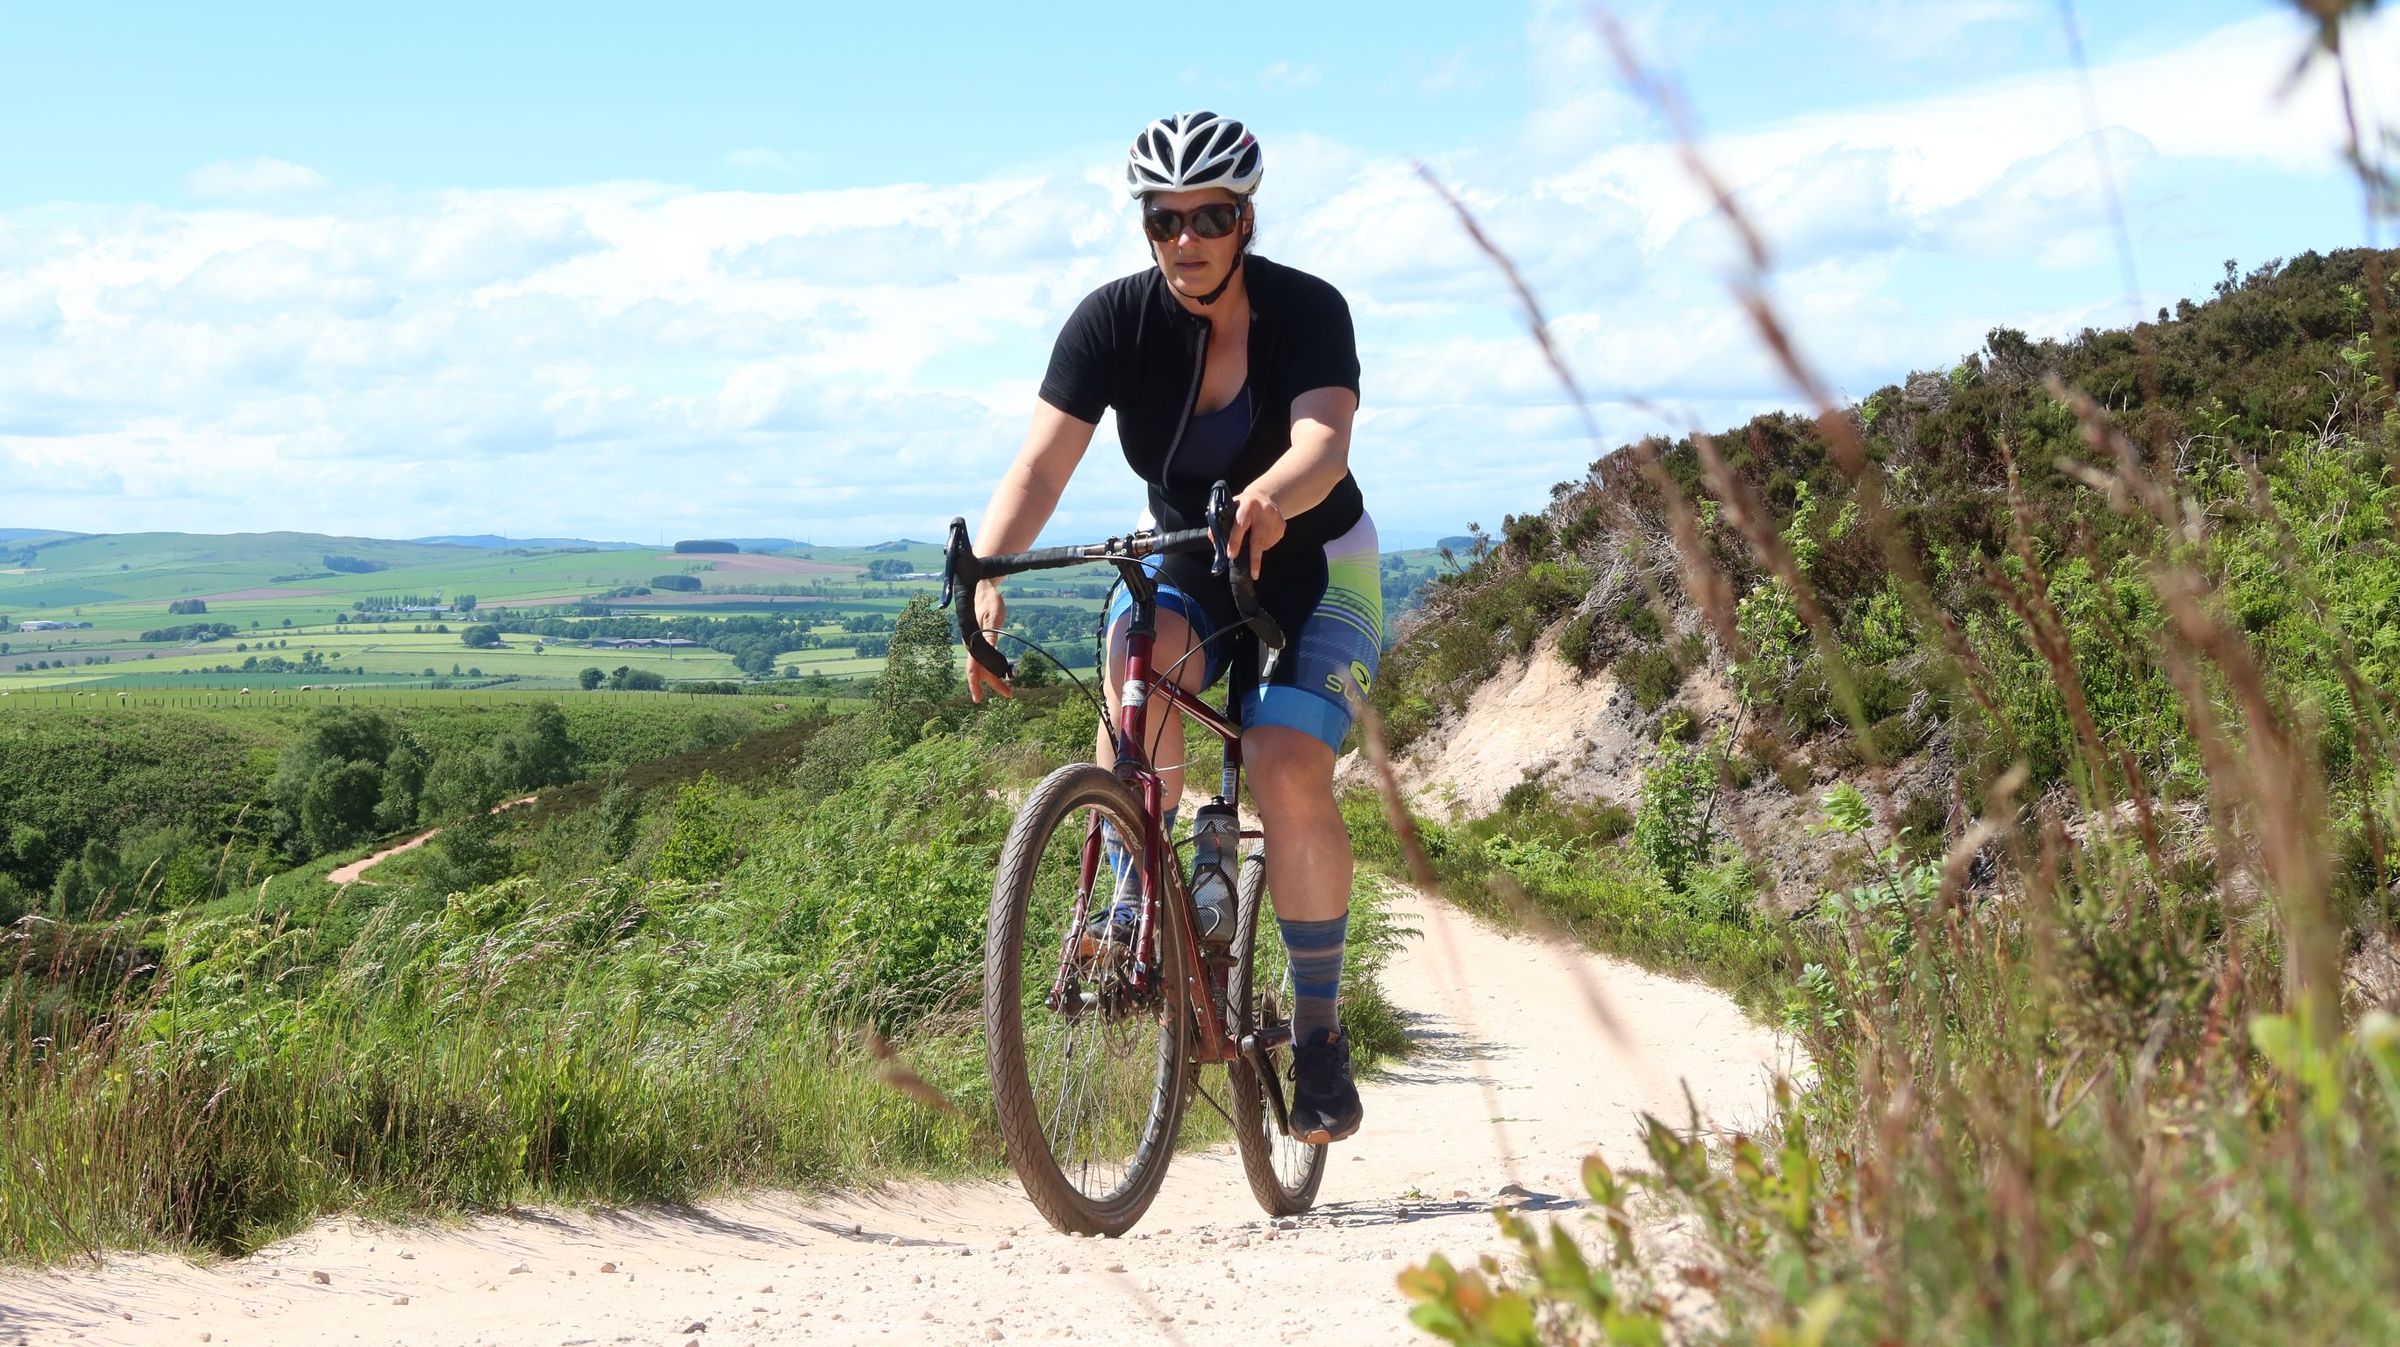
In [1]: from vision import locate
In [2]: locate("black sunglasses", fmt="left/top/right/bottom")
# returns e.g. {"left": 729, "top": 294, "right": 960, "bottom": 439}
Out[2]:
{"left": 1142, "top": 201, "right": 1243, "bottom": 242}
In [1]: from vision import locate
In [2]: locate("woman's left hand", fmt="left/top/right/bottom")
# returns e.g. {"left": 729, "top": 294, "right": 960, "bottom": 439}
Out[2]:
{"left": 1225, "top": 490, "right": 1285, "bottom": 578}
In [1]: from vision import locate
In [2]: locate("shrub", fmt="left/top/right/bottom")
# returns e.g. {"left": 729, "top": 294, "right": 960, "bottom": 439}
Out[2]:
{"left": 1557, "top": 610, "right": 1601, "bottom": 671}
{"left": 417, "top": 812, "right": 514, "bottom": 895}
{"left": 1617, "top": 646, "right": 1684, "bottom": 712}
{"left": 1633, "top": 738, "right": 1712, "bottom": 892}
{"left": 652, "top": 774, "right": 740, "bottom": 883}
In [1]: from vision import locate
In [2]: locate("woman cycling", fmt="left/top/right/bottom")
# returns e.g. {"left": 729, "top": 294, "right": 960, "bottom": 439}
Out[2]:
{"left": 966, "top": 110, "right": 1381, "bottom": 1145}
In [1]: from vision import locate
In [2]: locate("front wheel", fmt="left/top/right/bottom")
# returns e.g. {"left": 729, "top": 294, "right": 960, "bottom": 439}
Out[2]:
{"left": 1226, "top": 850, "right": 1327, "bottom": 1216}
{"left": 985, "top": 763, "right": 1190, "bottom": 1236}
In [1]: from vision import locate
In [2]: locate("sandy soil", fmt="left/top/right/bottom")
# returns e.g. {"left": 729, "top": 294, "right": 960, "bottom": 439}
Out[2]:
{"left": 1354, "top": 633, "right": 1637, "bottom": 821}
{"left": 0, "top": 887, "right": 1791, "bottom": 1347}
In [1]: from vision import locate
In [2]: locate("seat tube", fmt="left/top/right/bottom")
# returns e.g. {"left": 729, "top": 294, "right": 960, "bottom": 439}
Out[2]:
{"left": 1117, "top": 627, "right": 1153, "bottom": 781}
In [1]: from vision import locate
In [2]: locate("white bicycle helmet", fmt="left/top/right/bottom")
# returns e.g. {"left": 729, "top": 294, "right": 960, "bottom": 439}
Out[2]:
{"left": 1126, "top": 111, "right": 1263, "bottom": 198}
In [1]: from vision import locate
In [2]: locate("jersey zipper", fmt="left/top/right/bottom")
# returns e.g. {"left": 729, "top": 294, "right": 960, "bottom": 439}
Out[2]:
{"left": 1157, "top": 322, "right": 1209, "bottom": 483}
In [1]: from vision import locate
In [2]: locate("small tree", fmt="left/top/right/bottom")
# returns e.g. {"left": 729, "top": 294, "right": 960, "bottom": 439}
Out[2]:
{"left": 420, "top": 749, "right": 502, "bottom": 823}
{"left": 419, "top": 813, "right": 511, "bottom": 894}
{"left": 454, "top": 594, "right": 477, "bottom": 612}
{"left": 1633, "top": 738, "right": 1713, "bottom": 893}
{"left": 492, "top": 703, "right": 577, "bottom": 791}
{"left": 300, "top": 759, "right": 384, "bottom": 854}
{"left": 578, "top": 666, "right": 605, "bottom": 691}
{"left": 874, "top": 593, "right": 959, "bottom": 745}
{"left": 376, "top": 738, "right": 428, "bottom": 833}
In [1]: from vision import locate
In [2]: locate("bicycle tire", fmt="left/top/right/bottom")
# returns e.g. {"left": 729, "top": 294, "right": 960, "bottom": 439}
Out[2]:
{"left": 1226, "top": 850, "right": 1328, "bottom": 1216}
{"left": 985, "top": 762, "right": 1191, "bottom": 1237}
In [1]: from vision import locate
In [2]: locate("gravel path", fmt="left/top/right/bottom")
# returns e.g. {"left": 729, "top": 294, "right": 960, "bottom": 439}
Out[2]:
{"left": 2, "top": 887, "right": 1790, "bottom": 1346}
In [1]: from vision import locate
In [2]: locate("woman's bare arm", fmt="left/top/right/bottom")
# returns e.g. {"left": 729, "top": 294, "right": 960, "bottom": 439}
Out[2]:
{"left": 967, "top": 399, "right": 1098, "bottom": 700}
{"left": 1225, "top": 385, "right": 1357, "bottom": 575}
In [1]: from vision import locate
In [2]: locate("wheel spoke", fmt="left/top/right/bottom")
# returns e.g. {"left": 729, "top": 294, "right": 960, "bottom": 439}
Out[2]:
{"left": 986, "top": 768, "right": 1189, "bottom": 1233}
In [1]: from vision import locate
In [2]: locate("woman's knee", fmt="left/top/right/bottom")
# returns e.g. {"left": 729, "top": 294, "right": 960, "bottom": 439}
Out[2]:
{"left": 1243, "top": 726, "right": 1336, "bottom": 817}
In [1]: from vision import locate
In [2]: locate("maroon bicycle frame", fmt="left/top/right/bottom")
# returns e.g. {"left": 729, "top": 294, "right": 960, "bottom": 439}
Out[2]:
{"left": 1056, "top": 613, "right": 1256, "bottom": 1066}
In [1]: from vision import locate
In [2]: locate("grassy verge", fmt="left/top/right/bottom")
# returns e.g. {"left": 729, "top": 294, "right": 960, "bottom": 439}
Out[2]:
{"left": 1344, "top": 792, "right": 1791, "bottom": 1021}
{"left": 1390, "top": 139, "right": 2400, "bottom": 1347}
{"left": 1, "top": 691, "right": 1416, "bottom": 1262}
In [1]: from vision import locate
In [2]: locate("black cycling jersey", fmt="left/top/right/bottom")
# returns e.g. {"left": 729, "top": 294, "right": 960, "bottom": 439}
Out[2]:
{"left": 1038, "top": 254, "right": 1365, "bottom": 554}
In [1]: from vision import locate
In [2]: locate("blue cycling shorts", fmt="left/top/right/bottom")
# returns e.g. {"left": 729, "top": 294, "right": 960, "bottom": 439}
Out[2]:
{"left": 1103, "top": 512, "right": 1384, "bottom": 753}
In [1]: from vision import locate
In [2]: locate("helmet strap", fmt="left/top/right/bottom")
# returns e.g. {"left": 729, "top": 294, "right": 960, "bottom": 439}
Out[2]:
{"left": 1193, "top": 251, "right": 1243, "bottom": 306}
{"left": 1191, "top": 208, "right": 1253, "bottom": 307}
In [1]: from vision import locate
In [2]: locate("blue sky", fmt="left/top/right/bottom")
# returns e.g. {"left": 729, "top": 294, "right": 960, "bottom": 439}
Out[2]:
{"left": 0, "top": 1, "right": 2386, "bottom": 545}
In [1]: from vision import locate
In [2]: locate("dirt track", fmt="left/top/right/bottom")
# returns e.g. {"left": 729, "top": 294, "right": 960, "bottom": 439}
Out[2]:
{"left": 325, "top": 797, "right": 538, "bottom": 887}
{"left": 1, "top": 888, "right": 1789, "bottom": 1346}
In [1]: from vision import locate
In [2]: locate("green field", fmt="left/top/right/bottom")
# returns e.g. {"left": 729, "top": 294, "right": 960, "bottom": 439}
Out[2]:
{"left": 0, "top": 530, "right": 927, "bottom": 620}
{"left": 2, "top": 624, "right": 742, "bottom": 687}
{"left": 0, "top": 529, "right": 1433, "bottom": 694}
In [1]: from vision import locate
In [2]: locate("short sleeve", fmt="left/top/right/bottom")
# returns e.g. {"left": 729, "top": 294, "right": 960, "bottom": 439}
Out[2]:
{"left": 1037, "top": 286, "right": 1116, "bottom": 424}
{"left": 1284, "top": 282, "right": 1361, "bottom": 403}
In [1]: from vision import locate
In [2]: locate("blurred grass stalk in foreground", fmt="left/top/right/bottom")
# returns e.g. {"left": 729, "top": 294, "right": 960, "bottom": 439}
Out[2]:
{"left": 1396, "top": 3, "right": 2400, "bottom": 1343}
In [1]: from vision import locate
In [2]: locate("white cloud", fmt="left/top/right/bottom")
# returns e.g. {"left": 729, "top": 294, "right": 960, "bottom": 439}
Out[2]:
{"left": 1834, "top": 0, "right": 2039, "bottom": 63}
{"left": 1260, "top": 61, "right": 1322, "bottom": 92}
{"left": 184, "top": 157, "right": 330, "bottom": 201}
{"left": 1417, "top": 46, "right": 1489, "bottom": 97}
{"left": 2, "top": 7, "right": 2391, "bottom": 543}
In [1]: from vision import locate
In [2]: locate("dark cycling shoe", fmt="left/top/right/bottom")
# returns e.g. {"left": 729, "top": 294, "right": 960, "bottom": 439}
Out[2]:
{"left": 1287, "top": 1028, "right": 1363, "bottom": 1143}
{"left": 1076, "top": 899, "right": 1140, "bottom": 960}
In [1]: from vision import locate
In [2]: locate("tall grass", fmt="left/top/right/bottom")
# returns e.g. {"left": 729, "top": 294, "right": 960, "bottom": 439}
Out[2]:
{"left": 1, "top": 691, "right": 1415, "bottom": 1262}
{"left": 0, "top": 883, "right": 989, "bottom": 1260}
{"left": 1394, "top": 8, "right": 2400, "bottom": 1343}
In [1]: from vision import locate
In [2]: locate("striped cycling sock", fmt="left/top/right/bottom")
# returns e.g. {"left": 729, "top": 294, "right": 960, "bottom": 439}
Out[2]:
{"left": 1099, "top": 808, "right": 1175, "bottom": 899}
{"left": 1276, "top": 911, "right": 1348, "bottom": 1045}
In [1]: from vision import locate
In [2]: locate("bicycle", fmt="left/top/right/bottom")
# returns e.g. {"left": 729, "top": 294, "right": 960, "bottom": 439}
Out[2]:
{"left": 943, "top": 481, "right": 1328, "bottom": 1237}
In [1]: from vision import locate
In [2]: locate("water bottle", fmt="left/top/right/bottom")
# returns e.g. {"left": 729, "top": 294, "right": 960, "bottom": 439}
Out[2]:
{"left": 1189, "top": 801, "right": 1238, "bottom": 947}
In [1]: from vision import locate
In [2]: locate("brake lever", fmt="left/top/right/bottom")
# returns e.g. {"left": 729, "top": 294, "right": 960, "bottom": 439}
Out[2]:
{"left": 1204, "top": 482, "right": 1286, "bottom": 652}
{"left": 943, "top": 516, "right": 1012, "bottom": 681}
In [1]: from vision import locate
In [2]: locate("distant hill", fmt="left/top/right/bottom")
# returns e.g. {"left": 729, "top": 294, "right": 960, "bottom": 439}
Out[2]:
{"left": 411, "top": 534, "right": 646, "bottom": 551}
{"left": 0, "top": 529, "right": 88, "bottom": 545}
{"left": 0, "top": 530, "right": 664, "bottom": 614}
{"left": 863, "top": 539, "right": 933, "bottom": 553}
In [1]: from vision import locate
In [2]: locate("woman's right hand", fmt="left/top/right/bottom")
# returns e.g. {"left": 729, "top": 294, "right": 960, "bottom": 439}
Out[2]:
{"left": 967, "top": 579, "right": 1013, "bottom": 702}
